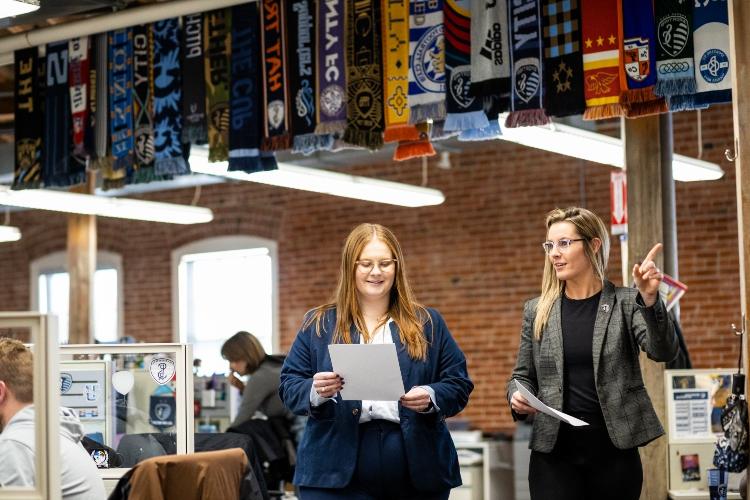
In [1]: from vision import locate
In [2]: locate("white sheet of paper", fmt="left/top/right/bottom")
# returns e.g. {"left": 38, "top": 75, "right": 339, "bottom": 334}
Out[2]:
{"left": 328, "top": 343, "right": 405, "bottom": 401}
{"left": 515, "top": 380, "right": 589, "bottom": 427}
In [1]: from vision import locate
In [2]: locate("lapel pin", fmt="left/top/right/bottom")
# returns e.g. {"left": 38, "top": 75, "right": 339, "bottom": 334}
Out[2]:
{"left": 601, "top": 304, "right": 610, "bottom": 312}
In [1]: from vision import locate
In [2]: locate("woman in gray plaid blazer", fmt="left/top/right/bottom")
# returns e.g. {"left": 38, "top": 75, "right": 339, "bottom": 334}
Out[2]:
{"left": 507, "top": 207, "right": 678, "bottom": 500}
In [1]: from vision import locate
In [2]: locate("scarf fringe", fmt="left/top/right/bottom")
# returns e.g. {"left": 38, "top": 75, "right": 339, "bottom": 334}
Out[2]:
{"left": 384, "top": 125, "right": 420, "bottom": 143}
{"left": 131, "top": 167, "right": 158, "bottom": 184}
{"left": 393, "top": 140, "right": 436, "bottom": 161}
{"left": 624, "top": 99, "right": 667, "bottom": 118}
{"left": 314, "top": 120, "right": 347, "bottom": 135}
{"left": 430, "top": 121, "right": 460, "bottom": 141}
{"left": 44, "top": 171, "right": 87, "bottom": 188}
{"left": 155, "top": 157, "right": 190, "bottom": 176}
{"left": 655, "top": 77, "right": 696, "bottom": 98}
{"left": 182, "top": 125, "right": 208, "bottom": 145}
{"left": 262, "top": 134, "right": 291, "bottom": 151}
{"left": 342, "top": 128, "right": 383, "bottom": 150}
{"left": 409, "top": 101, "right": 446, "bottom": 124}
{"left": 619, "top": 86, "right": 659, "bottom": 104}
{"left": 260, "top": 154, "right": 278, "bottom": 171}
{"left": 292, "top": 133, "right": 336, "bottom": 155}
{"left": 443, "top": 110, "right": 490, "bottom": 132}
{"left": 458, "top": 120, "right": 502, "bottom": 141}
{"left": 89, "top": 156, "right": 113, "bottom": 171}
{"left": 228, "top": 156, "right": 262, "bottom": 173}
{"left": 504, "top": 109, "right": 549, "bottom": 128}
{"left": 582, "top": 103, "right": 624, "bottom": 121}
{"left": 11, "top": 180, "right": 42, "bottom": 190}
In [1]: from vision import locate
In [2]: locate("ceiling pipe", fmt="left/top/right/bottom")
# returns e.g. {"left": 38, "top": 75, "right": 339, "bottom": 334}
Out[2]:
{"left": 0, "top": 0, "right": 253, "bottom": 66}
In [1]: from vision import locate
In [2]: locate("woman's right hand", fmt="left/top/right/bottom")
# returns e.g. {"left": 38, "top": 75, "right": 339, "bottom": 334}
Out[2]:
{"left": 229, "top": 373, "right": 245, "bottom": 394}
{"left": 313, "top": 371, "right": 344, "bottom": 398}
{"left": 510, "top": 390, "right": 538, "bottom": 415}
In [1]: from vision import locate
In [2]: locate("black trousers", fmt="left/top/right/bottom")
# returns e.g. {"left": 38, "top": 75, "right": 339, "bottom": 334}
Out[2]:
{"left": 529, "top": 424, "right": 643, "bottom": 500}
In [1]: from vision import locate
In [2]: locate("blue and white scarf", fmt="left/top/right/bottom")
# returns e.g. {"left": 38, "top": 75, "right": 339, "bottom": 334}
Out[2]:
{"left": 408, "top": 0, "right": 446, "bottom": 124}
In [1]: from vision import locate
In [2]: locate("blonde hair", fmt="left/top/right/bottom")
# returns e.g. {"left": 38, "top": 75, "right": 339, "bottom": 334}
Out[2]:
{"left": 534, "top": 207, "right": 610, "bottom": 340}
{"left": 221, "top": 331, "right": 267, "bottom": 374}
{"left": 305, "top": 223, "right": 430, "bottom": 360}
{"left": 0, "top": 338, "right": 33, "bottom": 403}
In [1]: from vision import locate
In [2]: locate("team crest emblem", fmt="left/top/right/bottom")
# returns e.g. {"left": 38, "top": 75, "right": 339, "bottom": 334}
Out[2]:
{"left": 60, "top": 373, "right": 73, "bottom": 394}
{"left": 658, "top": 14, "right": 689, "bottom": 57}
{"left": 320, "top": 84, "right": 344, "bottom": 117}
{"left": 91, "top": 450, "right": 109, "bottom": 468}
{"left": 514, "top": 58, "right": 540, "bottom": 103}
{"left": 210, "top": 103, "right": 230, "bottom": 133}
{"left": 154, "top": 402, "right": 173, "bottom": 421}
{"left": 149, "top": 358, "right": 175, "bottom": 386}
{"left": 413, "top": 25, "right": 445, "bottom": 93}
{"left": 624, "top": 37, "right": 650, "bottom": 82}
{"left": 448, "top": 65, "right": 475, "bottom": 109}
{"left": 267, "top": 100, "right": 285, "bottom": 130}
{"left": 699, "top": 49, "right": 729, "bottom": 84}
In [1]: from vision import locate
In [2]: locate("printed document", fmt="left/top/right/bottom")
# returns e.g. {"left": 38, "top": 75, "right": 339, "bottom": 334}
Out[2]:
{"left": 328, "top": 344, "right": 405, "bottom": 401}
{"left": 515, "top": 380, "right": 589, "bottom": 426}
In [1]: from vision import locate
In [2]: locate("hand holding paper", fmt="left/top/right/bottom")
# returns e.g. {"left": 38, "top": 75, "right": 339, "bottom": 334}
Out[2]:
{"left": 328, "top": 344, "right": 405, "bottom": 401}
{"left": 515, "top": 380, "right": 589, "bottom": 427}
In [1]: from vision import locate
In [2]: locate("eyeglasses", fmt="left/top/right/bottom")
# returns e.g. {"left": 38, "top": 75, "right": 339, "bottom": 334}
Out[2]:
{"left": 355, "top": 259, "right": 398, "bottom": 272}
{"left": 541, "top": 238, "right": 586, "bottom": 254}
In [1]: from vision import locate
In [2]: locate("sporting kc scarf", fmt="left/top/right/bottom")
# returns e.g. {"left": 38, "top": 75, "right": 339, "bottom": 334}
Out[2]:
{"left": 205, "top": 8, "right": 231, "bottom": 162}
{"left": 343, "top": 0, "right": 384, "bottom": 150}
{"left": 654, "top": 0, "right": 695, "bottom": 98}
{"left": 315, "top": 0, "right": 346, "bottom": 135}
{"left": 108, "top": 29, "right": 134, "bottom": 178}
{"left": 443, "top": 0, "right": 489, "bottom": 132}
{"left": 408, "top": 0, "right": 446, "bottom": 124}
{"left": 261, "top": 0, "right": 292, "bottom": 151}
{"left": 44, "top": 41, "right": 74, "bottom": 187}
{"left": 68, "top": 37, "right": 89, "bottom": 172}
{"left": 152, "top": 18, "right": 189, "bottom": 175}
{"left": 470, "top": 0, "right": 510, "bottom": 110}
{"left": 580, "top": 0, "right": 622, "bottom": 120}
{"left": 506, "top": 0, "right": 549, "bottom": 128}
{"left": 13, "top": 47, "right": 42, "bottom": 189}
{"left": 382, "top": 0, "right": 419, "bottom": 143}
{"left": 181, "top": 13, "right": 208, "bottom": 144}
{"left": 132, "top": 24, "right": 156, "bottom": 183}
{"left": 542, "top": 0, "right": 585, "bottom": 117}
{"left": 618, "top": 0, "right": 666, "bottom": 117}
{"left": 228, "top": 2, "right": 263, "bottom": 172}
{"left": 668, "top": 0, "right": 731, "bottom": 111}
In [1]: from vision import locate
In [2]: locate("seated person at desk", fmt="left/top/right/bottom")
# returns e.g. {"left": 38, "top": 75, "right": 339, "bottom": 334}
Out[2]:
{"left": 221, "top": 331, "right": 291, "bottom": 427}
{"left": 0, "top": 338, "right": 106, "bottom": 499}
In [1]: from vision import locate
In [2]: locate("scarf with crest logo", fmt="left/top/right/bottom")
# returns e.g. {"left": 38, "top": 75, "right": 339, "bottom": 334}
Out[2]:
{"left": 408, "top": 0, "right": 446, "bottom": 123}
{"left": 580, "top": 0, "right": 622, "bottom": 120}
{"left": 13, "top": 47, "right": 43, "bottom": 189}
{"left": 132, "top": 24, "right": 156, "bottom": 183}
{"left": 261, "top": 0, "right": 292, "bottom": 151}
{"left": 205, "top": 8, "right": 231, "bottom": 162}
{"left": 315, "top": 0, "right": 346, "bottom": 136}
{"left": 181, "top": 13, "right": 208, "bottom": 144}
{"left": 106, "top": 29, "right": 134, "bottom": 187}
{"left": 654, "top": 0, "right": 695, "bottom": 98}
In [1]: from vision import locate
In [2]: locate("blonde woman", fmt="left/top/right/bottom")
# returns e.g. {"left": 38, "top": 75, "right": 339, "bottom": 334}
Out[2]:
{"left": 507, "top": 207, "right": 679, "bottom": 500}
{"left": 280, "top": 223, "right": 473, "bottom": 500}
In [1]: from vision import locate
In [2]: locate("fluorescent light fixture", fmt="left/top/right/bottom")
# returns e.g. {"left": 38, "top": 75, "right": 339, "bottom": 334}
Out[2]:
{"left": 189, "top": 152, "right": 445, "bottom": 208}
{"left": 0, "top": 186, "right": 213, "bottom": 224}
{"left": 496, "top": 114, "right": 724, "bottom": 182}
{"left": 1, "top": 0, "right": 39, "bottom": 17}
{"left": 0, "top": 225, "right": 21, "bottom": 242}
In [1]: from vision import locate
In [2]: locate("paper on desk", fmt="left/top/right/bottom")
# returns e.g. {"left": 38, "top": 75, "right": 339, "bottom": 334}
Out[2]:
{"left": 515, "top": 380, "right": 589, "bottom": 427}
{"left": 328, "top": 343, "right": 405, "bottom": 401}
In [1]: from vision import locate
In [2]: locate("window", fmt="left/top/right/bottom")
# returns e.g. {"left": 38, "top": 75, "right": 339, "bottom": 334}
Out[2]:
{"left": 31, "top": 251, "right": 122, "bottom": 344}
{"left": 173, "top": 236, "right": 278, "bottom": 377}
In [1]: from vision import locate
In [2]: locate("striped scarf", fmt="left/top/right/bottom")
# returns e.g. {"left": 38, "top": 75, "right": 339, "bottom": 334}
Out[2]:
{"left": 13, "top": 47, "right": 42, "bottom": 189}
{"left": 181, "top": 13, "right": 208, "bottom": 144}
{"left": 408, "top": 0, "right": 446, "bottom": 124}
{"left": 580, "top": 0, "right": 622, "bottom": 120}
{"left": 542, "top": 0, "right": 585, "bottom": 117}
{"left": 205, "top": 8, "right": 232, "bottom": 162}
{"left": 654, "top": 0, "right": 695, "bottom": 98}
{"left": 261, "top": 0, "right": 292, "bottom": 151}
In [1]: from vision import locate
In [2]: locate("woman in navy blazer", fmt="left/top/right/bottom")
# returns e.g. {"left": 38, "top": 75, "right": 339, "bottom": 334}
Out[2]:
{"left": 279, "top": 223, "right": 473, "bottom": 499}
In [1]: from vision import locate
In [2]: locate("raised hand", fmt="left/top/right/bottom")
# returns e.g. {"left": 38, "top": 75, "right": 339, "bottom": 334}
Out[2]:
{"left": 632, "top": 243, "right": 663, "bottom": 307}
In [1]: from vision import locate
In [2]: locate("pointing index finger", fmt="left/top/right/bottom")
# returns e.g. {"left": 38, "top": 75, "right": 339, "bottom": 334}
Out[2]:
{"left": 643, "top": 243, "right": 663, "bottom": 265}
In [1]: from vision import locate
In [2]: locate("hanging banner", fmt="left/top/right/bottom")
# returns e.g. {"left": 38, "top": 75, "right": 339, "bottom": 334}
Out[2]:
{"left": 610, "top": 171, "right": 627, "bottom": 235}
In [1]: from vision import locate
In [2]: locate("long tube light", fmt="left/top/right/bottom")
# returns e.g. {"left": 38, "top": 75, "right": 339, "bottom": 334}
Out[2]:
{"left": 495, "top": 114, "right": 724, "bottom": 182}
{"left": 0, "top": 224, "right": 21, "bottom": 242}
{"left": 189, "top": 152, "right": 445, "bottom": 208}
{"left": 0, "top": 186, "right": 213, "bottom": 224}
{"left": 1, "top": 0, "right": 39, "bottom": 18}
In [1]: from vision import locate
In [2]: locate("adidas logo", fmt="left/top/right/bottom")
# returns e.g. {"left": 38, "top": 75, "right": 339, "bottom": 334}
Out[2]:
{"left": 479, "top": 23, "right": 505, "bottom": 65}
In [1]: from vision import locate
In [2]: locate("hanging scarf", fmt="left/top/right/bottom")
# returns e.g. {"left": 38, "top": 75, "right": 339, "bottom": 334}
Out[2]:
{"left": 92, "top": 33, "right": 110, "bottom": 170}
{"left": 382, "top": 0, "right": 419, "bottom": 143}
{"left": 132, "top": 24, "right": 156, "bottom": 183}
{"left": 261, "top": 0, "right": 292, "bottom": 151}
{"left": 228, "top": 2, "right": 264, "bottom": 173}
{"left": 343, "top": 0, "right": 384, "bottom": 149}
{"left": 580, "top": 0, "right": 622, "bottom": 120}
{"left": 541, "top": 0, "right": 585, "bottom": 117}
{"left": 618, "top": 0, "right": 666, "bottom": 117}
{"left": 205, "top": 8, "right": 231, "bottom": 162}
{"left": 458, "top": 110, "right": 501, "bottom": 141}
{"left": 443, "top": 0, "right": 489, "bottom": 132}
{"left": 654, "top": 0, "right": 695, "bottom": 98}
{"left": 152, "top": 18, "right": 189, "bottom": 175}
{"left": 68, "top": 37, "right": 90, "bottom": 171}
{"left": 84, "top": 37, "right": 97, "bottom": 160}
{"left": 668, "top": 0, "right": 731, "bottom": 111}
{"left": 408, "top": 0, "right": 446, "bottom": 124}
{"left": 469, "top": 0, "right": 510, "bottom": 111}
{"left": 505, "top": 0, "right": 549, "bottom": 128}
{"left": 315, "top": 0, "right": 346, "bottom": 135}
{"left": 44, "top": 41, "right": 74, "bottom": 187}
{"left": 13, "top": 47, "right": 42, "bottom": 189}
{"left": 393, "top": 122, "right": 435, "bottom": 161}
{"left": 181, "top": 13, "right": 208, "bottom": 144}
{"left": 108, "top": 29, "right": 134, "bottom": 181}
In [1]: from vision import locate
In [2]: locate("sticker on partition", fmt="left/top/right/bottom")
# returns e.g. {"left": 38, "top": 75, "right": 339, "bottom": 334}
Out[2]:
{"left": 112, "top": 371, "right": 135, "bottom": 395}
{"left": 60, "top": 373, "right": 74, "bottom": 394}
{"left": 90, "top": 449, "right": 110, "bottom": 469}
{"left": 150, "top": 358, "right": 176, "bottom": 386}
{"left": 84, "top": 383, "right": 100, "bottom": 401}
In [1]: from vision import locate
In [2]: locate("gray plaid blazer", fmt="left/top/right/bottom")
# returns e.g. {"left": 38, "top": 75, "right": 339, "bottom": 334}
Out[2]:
{"left": 506, "top": 280, "right": 678, "bottom": 452}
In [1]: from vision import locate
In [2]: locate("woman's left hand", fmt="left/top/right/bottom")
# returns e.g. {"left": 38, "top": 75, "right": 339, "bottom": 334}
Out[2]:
{"left": 632, "top": 243, "right": 663, "bottom": 307}
{"left": 400, "top": 387, "right": 432, "bottom": 412}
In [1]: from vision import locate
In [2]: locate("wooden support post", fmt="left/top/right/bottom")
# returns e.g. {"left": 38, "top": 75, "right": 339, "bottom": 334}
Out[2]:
{"left": 67, "top": 172, "right": 97, "bottom": 344}
{"left": 624, "top": 115, "right": 669, "bottom": 500}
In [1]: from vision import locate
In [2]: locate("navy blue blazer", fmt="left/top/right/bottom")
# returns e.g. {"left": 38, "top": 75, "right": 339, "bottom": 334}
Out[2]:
{"left": 279, "top": 307, "right": 473, "bottom": 492}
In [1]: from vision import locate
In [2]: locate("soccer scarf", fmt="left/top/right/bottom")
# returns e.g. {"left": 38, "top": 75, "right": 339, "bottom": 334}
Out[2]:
{"left": 580, "top": 0, "right": 622, "bottom": 120}
{"left": 618, "top": 0, "right": 666, "bottom": 117}
{"left": 382, "top": 0, "right": 419, "bottom": 143}
{"left": 152, "top": 18, "right": 189, "bottom": 175}
{"left": 315, "top": 0, "right": 346, "bottom": 135}
{"left": 443, "top": 0, "right": 489, "bottom": 132}
{"left": 506, "top": 0, "right": 549, "bottom": 128}
{"left": 469, "top": 0, "right": 510, "bottom": 110}
{"left": 542, "top": 0, "right": 585, "bottom": 117}
{"left": 132, "top": 24, "right": 156, "bottom": 183}
{"left": 261, "top": 0, "right": 292, "bottom": 151}
{"left": 44, "top": 41, "right": 74, "bottom": 187}
{"left": 228, "top": 2, "right": 263, "bottom": 173}
{"left": 84, "top": 37, "right": 98, "bottom": 160}
{"left": 343, "top": 0, "right": 384, "bottom": 150}
{"left": 654, "top": 0, "right": 695, "bottom": 98}
{"left": 13, "top": 47, "right": 43, "bottom": 189}
{"left": 393, "top": 122, "right": 436, "bottom": 161}
{"left": 92, "top": 33, "right": 110, "bottom": 170}
{"left": 68, "top": 37, "right": 89, "bottom": 168}
{"left": 408, "top": 0, "right": 446, "bottom": 124}
{"left": 205, "top": 8, "right": 231, "bottom": 162}
{"left": 181, "top": 13, "right": 208, "bottom": 144}
{"left": 108, "top": 29, "right": 134, "bottom": 180}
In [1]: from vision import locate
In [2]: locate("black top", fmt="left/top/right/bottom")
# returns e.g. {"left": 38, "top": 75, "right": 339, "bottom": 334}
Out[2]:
{"left": 561, "top": 290, "right": 605, "bottom": 428}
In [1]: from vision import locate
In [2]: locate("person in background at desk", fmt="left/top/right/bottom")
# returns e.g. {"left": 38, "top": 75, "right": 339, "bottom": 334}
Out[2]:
{"left": 279, "top": 223, "right": 473, "bottom": 500}
{"left": 507, "top": 207, "right": 679, "bottom": 500}
{"left": 221, "top": 331, "right": 291, "bottom": 427}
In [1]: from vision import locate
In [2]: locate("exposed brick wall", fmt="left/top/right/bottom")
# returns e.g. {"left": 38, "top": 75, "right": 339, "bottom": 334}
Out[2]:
{"left": 0, "top": 104, "right": 740, "bottom": 433}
